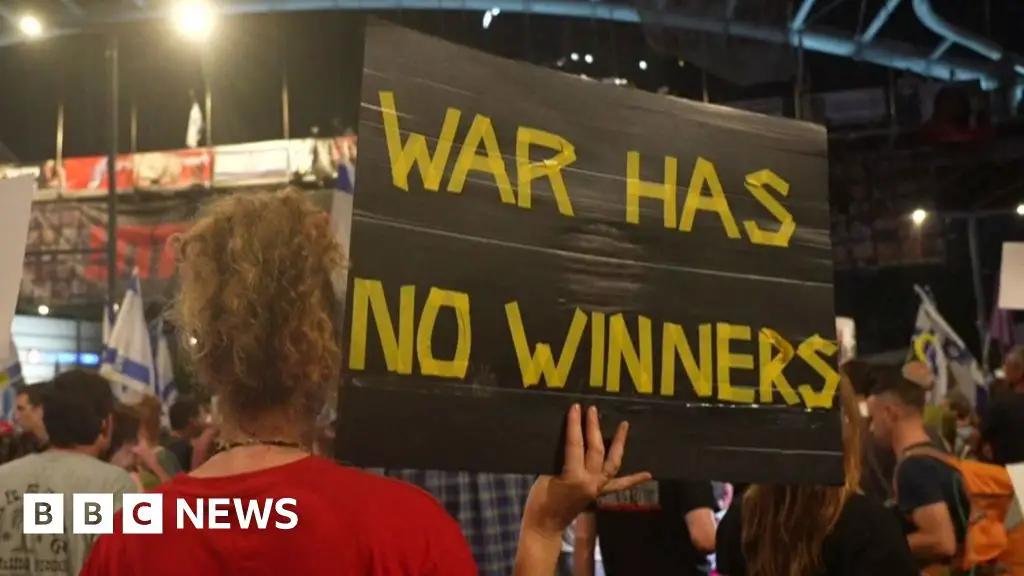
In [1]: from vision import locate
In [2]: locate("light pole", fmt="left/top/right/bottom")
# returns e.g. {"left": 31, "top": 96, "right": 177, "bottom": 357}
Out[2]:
{"left": 909, "top": 204, "right": 1024, "bottom": 364}
{"left": 172, "top": 1, "right": 216, "bottom": 146}
{"left": 13, "top": 1, "right": 216, "bottom": 308}
{"left": 106, "top": 32, "right": 119, "bottom": 306}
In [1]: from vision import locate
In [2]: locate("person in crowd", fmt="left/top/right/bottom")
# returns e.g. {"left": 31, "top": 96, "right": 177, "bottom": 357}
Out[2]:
{"left": 0, "top": 369, "right": 137, "bottom": 575}
{"left": 380, "top": 469, "right": 536, "bottom": 575}
{"left": 106, "top": 401, "right": 144, "bottom": 489}
{"left": 843, "top": 359, "right": 894, "bottom": 504}
{"left": 0, "top": 431, "right": 41, "bottom": 465}
{"left": 162, "top": 397, "right": 205, "bottom": 471}
{"left": 572, "top": 475, "right": 716, "bottom": 575}
{"left": 190, "top": 419, "right": 217, "bottom": 469}
{"left": 846, "top": 360, "right": 952, "bottom": 505}
{"left": 133, "top": 394, "right": 183, "bottom": 488}
{"left": 14, "top": 382, "right": 49, "bottom": 445}
{"left": 82, "top": 189, "right": 650, "bottom": 575}
{"left": 716, "top": 375, "right": 917, "bottom": 576}
{"left": 867, "top": 365, "right": 964, "bottom": 568}
{"left": 944, "top": 390, "right": 977, "bottom": 459}
{"left": 980, "top": 345, "right": 1024, "bottom": 465}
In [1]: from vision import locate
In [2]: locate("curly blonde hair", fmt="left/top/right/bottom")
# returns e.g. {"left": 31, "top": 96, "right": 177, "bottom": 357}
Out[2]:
{"left": 170, "top": 189, "right": 343, "bottom": 430}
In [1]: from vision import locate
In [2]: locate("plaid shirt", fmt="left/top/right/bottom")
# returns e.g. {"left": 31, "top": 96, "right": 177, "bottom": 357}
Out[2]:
{"left": 374, "top": 470, "right": 534, "bottom": 576}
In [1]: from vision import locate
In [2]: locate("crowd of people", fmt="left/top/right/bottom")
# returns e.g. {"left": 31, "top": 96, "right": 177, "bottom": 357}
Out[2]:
{"left": 0, "top": 188, "right": 1020, "bottom": 575}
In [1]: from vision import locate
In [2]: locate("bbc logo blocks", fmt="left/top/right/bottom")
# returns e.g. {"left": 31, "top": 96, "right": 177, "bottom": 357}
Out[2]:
{"left": 23, "top": 493, "right": 164, "bottom": 535}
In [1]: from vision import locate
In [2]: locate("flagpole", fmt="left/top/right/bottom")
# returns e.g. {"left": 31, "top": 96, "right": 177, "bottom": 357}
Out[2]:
{"left": 280, "top": 20, "right": 290, "bottom": 140}
{"left": 55, "top": 102, "right": 64, "bottom": 168}
{"left": 106, "top": 32, "right": 120, "bottom": 305}
{"left": 130, "top": 97, "right": 138, "bottom": 153}
{"left": 202, "top": 52, "right": 213, "bottom": 147}
{"left": 967, "top": 215, "right": 988, "bottom": 358}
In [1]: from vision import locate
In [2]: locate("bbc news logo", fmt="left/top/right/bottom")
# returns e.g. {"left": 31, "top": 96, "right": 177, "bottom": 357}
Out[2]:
{"left": 23, "top": 494, "right": 299, "bottom": 534}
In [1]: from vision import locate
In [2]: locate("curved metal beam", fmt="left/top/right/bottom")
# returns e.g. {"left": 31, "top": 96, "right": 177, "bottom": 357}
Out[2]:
{"left": 912, "top": 0, "right": 1003, "bottom": 61}
{"left": 0, "top": 0, "right": 1012, "bottom": 90}
{"left": 861, "top": 0, "right": 901, "bottom": 43}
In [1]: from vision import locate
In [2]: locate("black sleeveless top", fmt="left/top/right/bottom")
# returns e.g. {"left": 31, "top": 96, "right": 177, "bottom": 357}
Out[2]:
{"left": 715, "top": 492, "right": 918, "bottom": 576}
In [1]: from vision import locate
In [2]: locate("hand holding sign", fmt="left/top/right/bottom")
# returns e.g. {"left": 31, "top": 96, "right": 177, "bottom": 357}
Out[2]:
{"left": 520, "top": 405, "right": 651, "bottom": 537}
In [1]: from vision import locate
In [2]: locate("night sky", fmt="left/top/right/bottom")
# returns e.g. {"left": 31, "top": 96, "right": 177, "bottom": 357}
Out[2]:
{"left": 2, "top": 4, "right": 1023, "bottom": 354}
{"left": 2, "top": 2, "right": 1023, "bottom": 163}
{"left": 0, "top": 11, "right": 370, "bottom": 162}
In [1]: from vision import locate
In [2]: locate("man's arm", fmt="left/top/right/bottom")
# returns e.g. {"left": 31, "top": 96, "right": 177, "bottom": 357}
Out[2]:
{"left": 979, "top": 401, "right": 1002, "bottom": 461}
{"left": 680, "top": 482, "right": 717, "bottom": 553}
{"left": 897, "top": 458, "right": 957, "bottom": 559}
{"left": 572, "top": 511, "right": 597, "bottom": 576}
{"left": 907, "top": 503, "right": 957, "bottom": 558}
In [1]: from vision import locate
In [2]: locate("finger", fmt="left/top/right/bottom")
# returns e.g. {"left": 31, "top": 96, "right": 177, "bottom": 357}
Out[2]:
{"left": 563, "top": 404, "right": 584, "bottom": 474}
{"left": 602, "top": 421, "right": 629, "bottom": 479}
{"left": 584, "top": 406, "right": 606, "bottom": 472}
{"left": 602, "top": 472, "right": 653, "bottom": 494}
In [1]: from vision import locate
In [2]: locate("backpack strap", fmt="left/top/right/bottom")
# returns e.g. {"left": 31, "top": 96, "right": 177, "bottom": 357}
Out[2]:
{"left": 895, "top": 446, "right": 974, "bottom": 572}
{"left": 893, "top": 445, "right": 956, "bottom": 498}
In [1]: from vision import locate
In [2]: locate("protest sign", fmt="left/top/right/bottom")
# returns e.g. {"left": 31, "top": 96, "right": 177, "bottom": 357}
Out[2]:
{"left": 998, "top": 242, "right": 1024, "bottom": 310}
{"left": 336, "top": 23, "right": 841, "bottom": 484}
{"left": 0, "top": 176, "right": 34, "bottom": 354}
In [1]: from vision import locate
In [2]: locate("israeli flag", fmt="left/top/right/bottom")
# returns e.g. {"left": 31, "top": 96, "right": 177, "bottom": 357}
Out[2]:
{"left": 0, "top": 339, "right": 22, "bottom": 421}
{"left": 910, "top": 285, "right": 985, "bottom": 406}
{"left": 101, "top": 301, "right": 117, "bottom": 346}
{"left": 186, "top": 101, "right": 204, "bottom": 149}
{"left": 100, "top": 270, "right": 155, "bottom": 403}
{"left": 154, "top": 320, "right": 178, "bottom": 412}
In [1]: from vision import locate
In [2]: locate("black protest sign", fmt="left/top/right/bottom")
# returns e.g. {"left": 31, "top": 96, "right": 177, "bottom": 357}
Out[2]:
{"left": 336, "top": 23, "right": 842, "bottom": 484}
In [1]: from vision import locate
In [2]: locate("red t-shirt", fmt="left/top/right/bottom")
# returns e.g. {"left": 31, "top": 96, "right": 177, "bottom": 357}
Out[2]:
{"left": 81, "top": 456, "right": 477, "bottom": 576}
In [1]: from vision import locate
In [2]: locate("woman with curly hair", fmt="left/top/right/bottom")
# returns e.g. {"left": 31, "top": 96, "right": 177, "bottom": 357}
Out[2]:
{"left": 82, "top": 189, "right": 645, "bottom": 576}
{"left": 715, "top": 376, "right": 918, "bottom": 576}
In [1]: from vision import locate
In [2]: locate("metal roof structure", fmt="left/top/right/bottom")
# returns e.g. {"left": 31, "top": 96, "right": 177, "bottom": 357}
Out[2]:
{"left": 0, "top": 0, "right": 1020, "bottom": 95}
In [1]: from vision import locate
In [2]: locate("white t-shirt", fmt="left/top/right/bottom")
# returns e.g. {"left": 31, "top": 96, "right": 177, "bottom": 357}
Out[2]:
{"left": 0, "top": 451, "right": 137, "bottom": 575}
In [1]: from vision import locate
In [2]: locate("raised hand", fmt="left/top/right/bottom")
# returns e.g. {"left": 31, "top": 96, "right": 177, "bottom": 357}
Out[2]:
{"left": 522, "top": 404, "right": 652, "bottom": 536}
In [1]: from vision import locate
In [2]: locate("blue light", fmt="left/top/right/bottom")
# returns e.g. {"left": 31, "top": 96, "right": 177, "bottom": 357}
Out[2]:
{"left": 41, "top": 352, "right": 102, "bottom": 366}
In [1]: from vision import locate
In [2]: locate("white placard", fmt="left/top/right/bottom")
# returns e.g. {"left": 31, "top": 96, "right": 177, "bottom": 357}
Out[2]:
{"left": 0, "top": 176, "right": 34, "bottom": 354}
{"left": 836, "top": 317, "right": 856, "bottom": 363}
{"left": 998, "top": 242, "right": 1024, "bottom": 310}
{"left": 1008, "top": 463, "right": 1024, "bottom": 525}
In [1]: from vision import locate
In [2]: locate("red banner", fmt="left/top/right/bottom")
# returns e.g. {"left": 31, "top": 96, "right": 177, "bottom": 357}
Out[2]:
{"left": 133, "top": 149, "right": 212, "bottom": 191}
{"left": 19, "top": 189, "right": 335, "bottom": 305}
{"left": 85, "top": 223, "right": 188, "bottom": 284}
{"left": 59, "top": 155, "right": 134, "bottom": 193}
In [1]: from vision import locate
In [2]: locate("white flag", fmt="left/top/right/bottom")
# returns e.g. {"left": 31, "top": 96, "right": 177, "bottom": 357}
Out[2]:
{"left": 0, "top": 338, "right": 22, "bottom": 421}
{"left": 185, "top": 101, "right": 204, "bottom": 149}
{"left": 910, "top": 285, "right": 985, "bottom": 406}
{"left": 154, "top": 321, "right": 178, "bottom": 414}
{"left": 100, "top": 270, "right": 155, "bottom": 404}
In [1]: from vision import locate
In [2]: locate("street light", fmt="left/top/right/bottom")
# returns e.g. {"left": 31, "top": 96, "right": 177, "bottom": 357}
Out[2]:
{"left": 18, "top": 15, "right": 43, "bottom": 38}
{"left": 905, "top": 204, "right": 1024, "bottom": 367}
{"left": 171, "top": 1, "right": 215, "bottom": 41}
{"left": 482, "top": 7, "right": 499, "bottom": 29}
{"left": 639, "top": 60, "right": 648, "bottom": 71}
{"left": 910, "top": 208, "right": 928, "bottom": 225}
